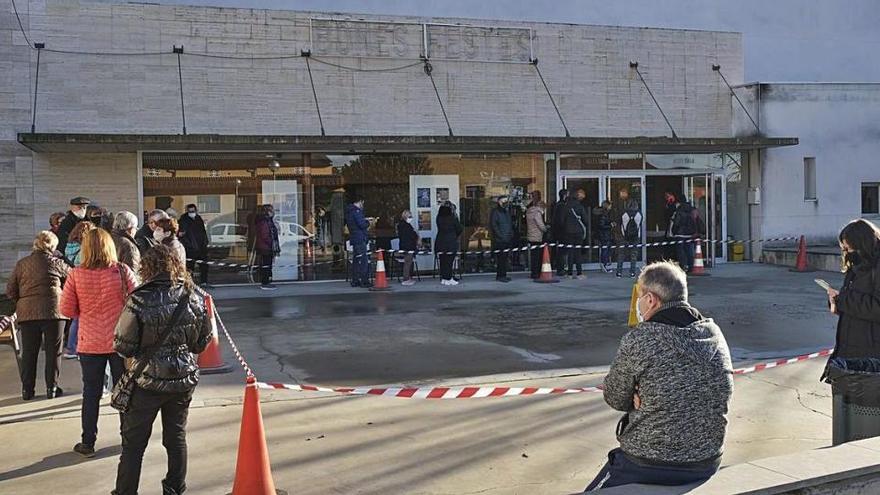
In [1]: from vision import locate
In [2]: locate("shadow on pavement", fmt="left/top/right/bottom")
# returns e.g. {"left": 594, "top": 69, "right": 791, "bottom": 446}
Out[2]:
{"left": 0, "top": 444, "right": 121, "bottom": 482}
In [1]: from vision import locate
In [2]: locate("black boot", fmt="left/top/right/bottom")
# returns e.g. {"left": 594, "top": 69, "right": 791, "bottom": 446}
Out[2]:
{"left": 22, "top": 389, "right": 34, "bottom": 401}
{"left": 46, "top": 386, "right": 63, "bottom": 399}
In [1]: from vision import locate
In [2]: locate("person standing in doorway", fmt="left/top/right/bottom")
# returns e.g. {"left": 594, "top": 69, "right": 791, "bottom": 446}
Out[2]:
{"left": 6, "top": 231, "right": 70, "bottom": 400}
{"left": 178, "top": 204, "right": 210, "bottom": 286}
{"left": 615, "top": 188, "right": 642, "bottom": 278}
{"left": 526, "top": 193, "right": 549, "bottom": 279}
{"left": 60, "top": 228, "right": 138, "bottom": 457}
{"left": 562, "top": 190, "right": 588, "bottom": 279}
{"left": 112, "top": 245, "right": 212, "bottom": 495}
{"left": 670, "top": 195, "right": 699, "bottom": 273}
{"left": 552, "top": 189, "right": 570, "bottom": 275}
{"left": 254, "top": 204, "right": 281, "bottom": 290}
{"left": 57, "top": 197, "right": 91, "bottom": 253}
{"left": 597, "top": 200, "right": 614, "bottom": 273}
{"left": 436, "top": 204, "right": 463, "bottom": 286}
{"left": 346, "top": 197, "right": 372, "bottom": 288}
{"left": 397, "top": 210, "right": 420, "bottom": 286}
{"left": 490, "top": 195, "right": 515, "bottom": 282}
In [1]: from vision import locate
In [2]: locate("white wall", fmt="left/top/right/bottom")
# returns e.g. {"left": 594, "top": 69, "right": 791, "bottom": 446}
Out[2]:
{"left": 735, "top": 83, "right": 880, "bottom": 243}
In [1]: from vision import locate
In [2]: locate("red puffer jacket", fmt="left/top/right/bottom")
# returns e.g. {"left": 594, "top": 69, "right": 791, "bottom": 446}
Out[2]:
{"left": 60, "top": 263, "right": 138, "bottom": 354}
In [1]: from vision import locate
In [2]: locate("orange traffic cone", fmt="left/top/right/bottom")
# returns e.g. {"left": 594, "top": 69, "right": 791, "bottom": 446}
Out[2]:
{"left": 369, "top": 249, "right": 392, "bottom": 291}
{"left": 627, "top": 283, "right": 640, "bottom": 327}
{"left": 534, "top": 245, "right": 560, "bottom": 283}
{"left": 790, "top": 235, "right": 816, "bottom": 272}
{"left": 198, "top": 295, "right": 232, "bottom": 375}
{"left": 229, "top": 377, "right": 287, "bottom": 495}
{"left": 689, "top": 239, "right": 710, "bottom": 276}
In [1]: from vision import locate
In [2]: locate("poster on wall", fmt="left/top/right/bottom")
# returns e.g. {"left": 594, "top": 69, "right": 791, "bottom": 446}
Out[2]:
{"left": 418, "top": 210, "right": 432, "bottom": 231}
{"left": 417, "top": 188, "right": 431, "bottom": 208}
{"left": 261, "top": 179, "right": 299, "bottom": 281}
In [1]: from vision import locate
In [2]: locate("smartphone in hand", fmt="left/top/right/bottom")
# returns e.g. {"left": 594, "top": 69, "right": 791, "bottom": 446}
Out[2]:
{"left": 815, "top": 278, "right": 832, "bottom": 291}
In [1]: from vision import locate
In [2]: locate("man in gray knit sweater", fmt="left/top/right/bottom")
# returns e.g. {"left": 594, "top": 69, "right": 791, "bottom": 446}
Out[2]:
{"left": 585, "top": 261, "right": 733, "bottom": 491}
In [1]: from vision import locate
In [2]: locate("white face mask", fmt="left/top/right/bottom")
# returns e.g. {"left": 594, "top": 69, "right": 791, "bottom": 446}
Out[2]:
{"left": 187, "top": 212, "right": 197, "bottom": 219}
{"left": 73, "top": 208, "right": 86, "bottom": 219}
{"left": 153, "top": 229, "right": 168, "bottom": 242}
{"left": 636, "top": 294, "right": 646, "bottom": 323}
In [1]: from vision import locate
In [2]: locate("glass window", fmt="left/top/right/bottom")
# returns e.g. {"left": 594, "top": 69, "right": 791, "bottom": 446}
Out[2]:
{"left": 803, "top": 158, "right": 817, "bottom": 201}
{"left": 863, "top": 183, "right": 880, "bottom": 215}
{"left": 197, "top": 195, "right": 221, "bottom": 213}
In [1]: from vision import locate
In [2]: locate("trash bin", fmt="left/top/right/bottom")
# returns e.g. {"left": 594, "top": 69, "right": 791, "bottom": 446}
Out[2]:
{"left": 823, "top": 357, "right": 880, "bottom": 445}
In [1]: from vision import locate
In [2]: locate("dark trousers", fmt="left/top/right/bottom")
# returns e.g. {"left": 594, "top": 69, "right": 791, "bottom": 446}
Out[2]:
{"left": 495, "top": 241, "right": 510, "bottom": 278}
{"left": 439, "top": 253, "right": 455, "bottom": 280}
{"left": 529, "top": 242, "right": 544, "bottom": 278}
{"left": 585, "top": 448, "right": 720, "bottom": 492}
{"left": 79, "top": 353, "right": 125, "bottom": 446}
{"left": 675, "top": 241, "right": 695, "bottom": 272}
{"left": 599, "top": 238, "right": 612, "bottom": 265}
{"left": 256, "top": 253, "right": 274, "bottom": 285}
{"left": 560, "top": 236, "right": 583, "bottom": 275}
{"left": 114, "top": 387, "right": 193, "bottom": 495}
{"left": 186, "top": 256, "right": 209, "bottom": 284}
{"left": 19, "top": 319, "right": 65, "bottom": 393}
{"left": 351, "top": 241, "right": 370, "bottom": 286}
{"left": 401, "top": 253, "right": 414, "bottom": 281}
{"left": 616, "top": 239, "right": 638, "bottom": 275}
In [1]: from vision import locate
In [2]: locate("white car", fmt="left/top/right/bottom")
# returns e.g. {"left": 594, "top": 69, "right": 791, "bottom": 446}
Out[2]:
{"left": 208, "top": 223, "right": 247, "bottom": 247}
{"left": 279, "top": 222, "right": 315, "bottom": 244}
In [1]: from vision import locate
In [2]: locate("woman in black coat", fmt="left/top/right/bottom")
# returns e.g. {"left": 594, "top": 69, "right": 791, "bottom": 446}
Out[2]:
{"left": 435, "top": 205, "right": 463, "bottom": 286}
{"left": 396, "top": 210, "right": 420, "bottom": 285}
{"left": 827, "top": 219, "right": 880, "bottom": 358}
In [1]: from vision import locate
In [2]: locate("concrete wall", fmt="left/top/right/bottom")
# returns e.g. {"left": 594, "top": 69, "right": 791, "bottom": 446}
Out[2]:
{"left": 0, "top": 0, "right": 744, "bottom": 279}
{"left": 733, "top": 83, "right": 880, "bottom": 244}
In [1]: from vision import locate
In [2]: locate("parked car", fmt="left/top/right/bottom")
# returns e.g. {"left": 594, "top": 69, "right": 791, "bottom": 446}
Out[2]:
{"left": 208, "top": 223, "right": 247, "bottom": 246}
{"left": 279, "top": 222, "right": 315, "bottom": 245}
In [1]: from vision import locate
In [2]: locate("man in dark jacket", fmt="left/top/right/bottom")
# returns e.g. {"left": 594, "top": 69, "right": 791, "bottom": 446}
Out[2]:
{"left": 178, "top": 204, "right": 210, "bottom": 285}
{"left": 254, "top": 204, "right": 280, "bottom": 290}
{"left": 670, "top": 195, "right": 699, "bottom": 273}
{"left": 561, "top": 190, "right": 588, "bottom": 278}
{"left": 585, "top": 261, "right": 732, "bottom": 491}
{"left": 551, "top": 189, "right": 569, "bottom": 274}
{"left": 614, "top": 188, "right": 642, "bottom": 278}
{"left": 135, "top": 209, "right": 170, "bottom": 256}
{"left": 57, "top": 196, "right": 91, "bottom": 253}
{"left": 345, "top": 197, "right": 372, "bottom": 288}
{"left": 489, "top": 195, "right": 515, "bottom": 282}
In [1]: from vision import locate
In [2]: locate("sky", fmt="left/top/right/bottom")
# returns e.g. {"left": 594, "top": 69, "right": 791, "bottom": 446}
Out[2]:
{"left": 145, "top": 0, "right": 880, "bottom": 83}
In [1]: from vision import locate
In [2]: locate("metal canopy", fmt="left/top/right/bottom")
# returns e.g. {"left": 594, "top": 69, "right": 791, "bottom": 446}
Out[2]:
{"left": 17, "top": 133, "right": 797, "bottom": 153}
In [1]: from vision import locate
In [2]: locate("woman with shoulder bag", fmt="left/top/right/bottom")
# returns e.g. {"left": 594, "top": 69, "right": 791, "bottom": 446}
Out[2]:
{"left": 112, "top": 244, "right": 213, "bottom": 495}
{"left": 60, "top": 228, "right": 138, "bottom": 457}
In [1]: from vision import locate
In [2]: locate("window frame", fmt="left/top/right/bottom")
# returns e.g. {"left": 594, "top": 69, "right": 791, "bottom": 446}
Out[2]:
{"left": 862, "top": 182, "right": 880, "bottom": 217}
{"left": 803, "top": 157, "right": 817, "bottom": 202}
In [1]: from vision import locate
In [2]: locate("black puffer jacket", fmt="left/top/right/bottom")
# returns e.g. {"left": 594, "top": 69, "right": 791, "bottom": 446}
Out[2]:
{"left": 833, "top": 251, "right": 880, "bottom": 359}
{"left": 114, "top": 277, "right": 213, "bottom": 394}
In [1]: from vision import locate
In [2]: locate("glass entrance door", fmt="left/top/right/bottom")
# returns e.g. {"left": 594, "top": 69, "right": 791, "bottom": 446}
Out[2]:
{"left": 682, "top": 174, "right": 726, "bottom": 263}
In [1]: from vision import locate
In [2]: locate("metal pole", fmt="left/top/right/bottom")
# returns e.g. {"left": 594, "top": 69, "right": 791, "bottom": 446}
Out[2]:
{"left": 31, "top": 43, "right": 44, "bottom": 133}
{"left": 174, "top": 46, "right": 187, "bottom": 135}
{"left": 630, "top": 61, "right": 678, "bottom": 140}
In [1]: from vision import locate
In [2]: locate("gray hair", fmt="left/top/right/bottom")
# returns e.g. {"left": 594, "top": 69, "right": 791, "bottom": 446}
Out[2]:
{"left": 147, "top": 209, "right": 170, "bottom": 222}
{"left": 638, "top": 261, "right": 688, "bottom": 303}
{"left": 113, "top": 211, "right": 139, "bottom": 231}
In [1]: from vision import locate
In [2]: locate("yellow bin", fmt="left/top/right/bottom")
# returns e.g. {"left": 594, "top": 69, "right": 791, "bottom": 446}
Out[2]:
{"left": 732, "top": 242, "right": 744, "bottom": 261}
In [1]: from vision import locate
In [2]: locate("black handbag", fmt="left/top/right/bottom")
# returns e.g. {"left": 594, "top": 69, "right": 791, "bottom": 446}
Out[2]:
{"left": 111, "top": 290, "right": 191, "bottom": 413}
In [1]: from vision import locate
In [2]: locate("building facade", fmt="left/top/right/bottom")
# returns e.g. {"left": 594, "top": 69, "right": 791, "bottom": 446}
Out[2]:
{"left": 2, "top": 1, "right": 793, "bottom": 282}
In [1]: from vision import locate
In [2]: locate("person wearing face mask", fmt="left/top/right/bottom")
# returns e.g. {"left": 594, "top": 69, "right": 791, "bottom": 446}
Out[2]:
{"left": 489, "top": 195, "right": 515, "bottom": 282}
{"left": 826, "top": 220, "right": 880, "bottom": 358}
{"left": 396, "top": 210, "right": 420, "bottom": 286}
{"left": 135, "top": 209, "right": 170, "bottom": 256}
{"left": 525, "top": 192, "right": 549, "bottom": 279}
{"left": 57, "top": 197, "right": 91, "bottom": 253}
{"left": 345, "top": 198, "right": 372, "bottom": 288}
{"left": 585, "top": 261, "right": 732, "bottom": 491}
{"left": 151, "top": 217, "right": 187, "bottom": 266}
{"left": 178, "top": 204, "right": 210, "bottom": 286}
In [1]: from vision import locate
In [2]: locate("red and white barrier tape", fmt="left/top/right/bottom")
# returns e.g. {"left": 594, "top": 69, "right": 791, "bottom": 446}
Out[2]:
{"left": 251, "top": 347, "right": 836, "bottom": 399}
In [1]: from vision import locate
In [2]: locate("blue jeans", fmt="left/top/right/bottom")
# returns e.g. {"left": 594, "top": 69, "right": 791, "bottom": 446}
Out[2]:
{"left": 66, "top": 319, "right": 79, "bottom": 354}
{"left": 675, "top": 241, "right": 696, "bottom": 272}
{"left": 79, "top": 353, "right": 125, "bottom": 446}
{"left": 351, "top": 241, "right": 370, "bottom": 286}
{"left": 585, "top": 448, "right": 719, "bottom": 491}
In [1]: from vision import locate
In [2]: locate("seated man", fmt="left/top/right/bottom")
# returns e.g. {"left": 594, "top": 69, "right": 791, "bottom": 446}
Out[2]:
{"left": 585, "top": 261, "right": 733, "bottom": 491}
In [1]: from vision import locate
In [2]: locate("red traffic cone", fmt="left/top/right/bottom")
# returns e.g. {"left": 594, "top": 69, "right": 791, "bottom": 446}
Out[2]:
{"left": 690, "top": 239, "right": 710, "bottom": 276}
{"left": 229, "top": 377, "right": 287, "bottom": 495}
{"left": 534, "top": 245, "right": 560, "bottom": 283}
{"left": 198, "top": 295, "right": 232, "bottom": 375}
{"left": 790, "top": 235, "right": 816, "bottom": 272}
{"left": 369, "top": 249, "right": 392, "bottom": 291}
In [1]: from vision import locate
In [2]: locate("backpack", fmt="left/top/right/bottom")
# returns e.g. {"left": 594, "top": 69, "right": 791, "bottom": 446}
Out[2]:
{"left": 676, "top": 205, "right": 697, "bottom": 236}
{"left": 623, "top": 208, "right": 640, "bottom": 241}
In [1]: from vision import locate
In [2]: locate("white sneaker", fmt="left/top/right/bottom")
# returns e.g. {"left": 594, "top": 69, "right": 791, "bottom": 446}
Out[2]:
{"left": 446, "top": 279, "right": 459, "bottom": 286}
{"left": 401, "top": 280, "right": 416, "bottom": 286}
